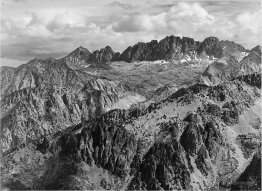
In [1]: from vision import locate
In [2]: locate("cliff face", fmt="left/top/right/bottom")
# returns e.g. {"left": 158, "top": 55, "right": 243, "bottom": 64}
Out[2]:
{"left": 34, "top": 73, "right": 261, "bottom": 190}
{"left": 201, "top": 45, "right": 261, "bottom": 86}
{"left": 89, "top": 46, "right": 120, "bottom": 63}
{"left": 118, "top": 36, "right": 201, "bottom": 62}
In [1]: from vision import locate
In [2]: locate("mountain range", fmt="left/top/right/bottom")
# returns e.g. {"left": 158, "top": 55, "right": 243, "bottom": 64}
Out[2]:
{"left": 1, "top": 35, "right": 261, "bottom": 190}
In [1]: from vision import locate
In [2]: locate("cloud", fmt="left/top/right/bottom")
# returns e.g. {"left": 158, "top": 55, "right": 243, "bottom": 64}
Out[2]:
{"left": 112, "top": 2, "right": 215, "bottom": 33}
{"left": 167, "top": 3, "right": 215, "bottom": 25}
{"left": 1, "top": 11, "right": 89, "bottom": 39}
{"left": 236, "top": 10, "right": 262, "bottom": 34}
{"left": 107, "top": 1, "right": 135, "bottom": 10}
{"left": 47, "top": 12, "right": 88, "bottom": 31}
{"left": 112, "top": 15, "right": 154, "bottom": 32}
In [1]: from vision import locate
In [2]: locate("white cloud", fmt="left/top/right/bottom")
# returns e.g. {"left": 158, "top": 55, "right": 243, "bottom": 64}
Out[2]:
{"left": 112, "top": 15, "right": 154, "bottom": 32}
{"left": 107, "top": 1, "right": 135, "bottom": 10}
{"left": 47, "top": 12, "right": 88, "bottom": 31}
{"left": 112, "top": 2, "right": 215, "bottom": 33}
{"left": 26, "top": 24, "right": 52, "bottom": 37}
{"left": 236, "top": 10, "right": 262, "bottom": 34}
{"left": 167, "top": 2, "right": 215, "bottom": 25}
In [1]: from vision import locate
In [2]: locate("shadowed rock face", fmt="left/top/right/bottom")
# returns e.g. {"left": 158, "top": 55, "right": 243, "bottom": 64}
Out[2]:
{"left": 119, "top": 36, "right": 201, "bottom": 62}
{"left": 198, "top": 37, "right": 223, "bottom": 58}
{"left": 234, "top": 72, "right": 261, "bottom": 88}
{"left": 128, "top": 139, "right": 191, "bottom": 190}
{"left": 231, "top": 151, "right": 261, "bottom": 190}
{"left": 89, "top": 46, "right": 120, "bottom": 63}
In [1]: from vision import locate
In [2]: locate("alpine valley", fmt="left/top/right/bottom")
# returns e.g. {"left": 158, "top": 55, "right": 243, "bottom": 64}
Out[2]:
{"left": 1, "top": 35, "right": 261, "bottom": 190}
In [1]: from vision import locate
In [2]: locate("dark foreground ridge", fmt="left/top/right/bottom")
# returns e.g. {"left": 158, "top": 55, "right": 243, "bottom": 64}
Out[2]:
{"left": 35, "top": 73, "right": 261, "bottom": 190}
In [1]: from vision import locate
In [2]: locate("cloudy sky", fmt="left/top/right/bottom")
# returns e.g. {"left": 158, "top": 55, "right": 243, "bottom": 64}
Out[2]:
{"left": 1, "top": 0, "right": 261, "bottom": 67}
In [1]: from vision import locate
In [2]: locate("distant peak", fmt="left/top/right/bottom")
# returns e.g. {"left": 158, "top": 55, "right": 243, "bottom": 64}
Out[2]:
{"left": 29, "top": 58, "right": 42, "bottom": 63}
{"left": 74, "top": 46, "right": 89, "bottom": 52}
{"left": 105, "top": 45, "right": 112, "bottom": 49}
{"left": 251, "top": 45, "right": 261, "bottom": 53}
{"left": 67, "top": 46, "right": 92, "bottom": 58}
{"left": 77, "top": 46, "right": 86, "bottom": 50}
{"left": 96, "top": 45, "right": 115, "bottom": 53}
{"left": 103, "top": 45, "right": 114, "bottom": 52}
{"left": 202, "top": 36, "right": 220, "bottom": 43}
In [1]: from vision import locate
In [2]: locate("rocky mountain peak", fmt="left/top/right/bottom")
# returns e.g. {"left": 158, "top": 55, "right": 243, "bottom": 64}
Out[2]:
{"left": 103, "top": 45, "right": 114, "bottom": 52}
{"left": 68, "top": 46, "right": 92, "bottom": 57}
{"left": 28, "top": 57, "right": 44, "bottom": 63}
{"left": 198, "top": 36, "right": 223, "bottom": 58}
{"left": 63, "top": 46, "right": 92, "bottom": 67}
{"left": 251, "top": 45, "right": 261, "bottom": 54}
{"left": 89, "top": 46, "right": 120, "bottom": 63}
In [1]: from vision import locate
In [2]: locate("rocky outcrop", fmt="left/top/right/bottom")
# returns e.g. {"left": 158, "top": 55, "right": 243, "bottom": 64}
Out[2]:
{"left": 128, "top": 139, "right": 191, "bottom": 190}
{"left": 89, "top": 46, "right": 120, "bottom": 63}
{"left": 118, "top": 36, "right": 201, "bottom": 62}
{"left": 198, "top": 37, "right": 223, "bottom": 58}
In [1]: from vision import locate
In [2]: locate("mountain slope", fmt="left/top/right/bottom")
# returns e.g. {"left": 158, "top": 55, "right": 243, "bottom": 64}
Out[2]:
{"left": 9, "top": 73, "right": 259, "bottom": 190}
{"left": 1, "top": 35, "right": 260, "bottom": 191}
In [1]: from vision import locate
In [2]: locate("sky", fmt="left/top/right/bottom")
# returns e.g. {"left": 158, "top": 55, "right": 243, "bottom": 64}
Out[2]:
{"left": 1, "top": 0, "right": 261, "bottom": 67}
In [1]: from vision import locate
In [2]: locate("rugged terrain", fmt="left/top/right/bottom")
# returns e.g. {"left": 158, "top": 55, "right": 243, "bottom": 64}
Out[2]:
{"left": 1, "top": 35, "right": 261, "bottom": 190}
